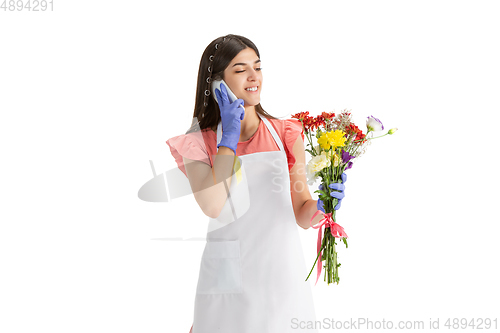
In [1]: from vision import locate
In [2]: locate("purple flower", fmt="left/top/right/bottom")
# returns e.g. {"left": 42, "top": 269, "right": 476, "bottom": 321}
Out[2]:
{"left": 341, "top": 150, "right": 355, "bottom": 170}
{"left": 342, "top": 150, "right": 355, "bottom": 163}
{"left": 366, "top": 115, "right": 384, "bottom": 132}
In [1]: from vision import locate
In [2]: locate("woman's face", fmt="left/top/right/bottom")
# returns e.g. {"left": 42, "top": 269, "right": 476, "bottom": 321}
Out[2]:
{"left": 223, "top": 47, "right": 262, "bottom": 107}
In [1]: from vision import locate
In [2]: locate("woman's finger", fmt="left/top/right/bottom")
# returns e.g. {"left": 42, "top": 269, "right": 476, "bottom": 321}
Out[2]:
{"left": 330, "top": 191, "right": 345, "bottom": 200}
{"left": 329, "top": 183, "right": 345, "bottom": 192}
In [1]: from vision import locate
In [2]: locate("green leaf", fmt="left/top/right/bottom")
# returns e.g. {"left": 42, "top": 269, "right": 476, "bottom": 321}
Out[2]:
{"left": 343, "top": 237, "right": 348, "bottom": 248}
{"left": 314, "top": 190, "right": 328, "bottom": 196}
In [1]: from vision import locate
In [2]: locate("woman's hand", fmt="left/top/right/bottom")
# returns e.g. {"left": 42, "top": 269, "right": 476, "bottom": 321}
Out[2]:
{"left": 215, "top": 83, "right": 245, "bottom": 154}
{"left": 317, "top": 173, "right": 347, "bottom": 212}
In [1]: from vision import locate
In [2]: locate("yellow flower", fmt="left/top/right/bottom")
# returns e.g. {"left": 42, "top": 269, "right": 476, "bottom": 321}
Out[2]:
{"left": 327, "top": 130, "right": 347, "bottom": 149}
{"left": 323, "top": 149, "right": 340, "bottom": 167}
{"left": 329, "top": 150, "right": 340, "bottom": 167}
{"left": 317, "top": 133, "right": 331, "bottom": 150}
{"left": 318, "top": 130, "right": 347, "bottom": 150}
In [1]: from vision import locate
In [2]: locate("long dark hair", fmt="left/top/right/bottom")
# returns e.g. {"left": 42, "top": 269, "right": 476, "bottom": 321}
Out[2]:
{"left": 186, "top": 34, "right": 278, "bottom": 134}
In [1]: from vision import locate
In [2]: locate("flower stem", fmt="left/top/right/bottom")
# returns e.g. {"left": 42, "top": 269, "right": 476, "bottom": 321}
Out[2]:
{"left": 304, "top": 129, "right": 316, "bottom": 156}
{"left": 367, "top": 132, "right": 390, "bottom": 140}
{"left": 305, "top": 231, "right": 326, "bottom": 281}
{"left": 352, "top": 130, "right": 390, "bottom": 143}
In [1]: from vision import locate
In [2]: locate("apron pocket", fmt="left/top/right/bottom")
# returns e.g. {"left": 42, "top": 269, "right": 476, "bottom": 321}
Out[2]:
{"left": 196, "top": 240, "right": 243, "bottom": 294}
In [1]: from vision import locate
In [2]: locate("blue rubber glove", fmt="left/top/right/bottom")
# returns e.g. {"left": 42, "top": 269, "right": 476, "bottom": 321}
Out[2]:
{"left": 214, "top": 83, "right": 245, "bottom": 154}
{"left": 317, "top": 173, "right": 347, "bottom": 212}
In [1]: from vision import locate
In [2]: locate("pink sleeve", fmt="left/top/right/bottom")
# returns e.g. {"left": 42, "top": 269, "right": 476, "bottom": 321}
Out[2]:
{"left": 283, "top": 118, "right": 305, "bottom": 172}
{"left": 166, "top": 132, "right": 211, "bottom": 177}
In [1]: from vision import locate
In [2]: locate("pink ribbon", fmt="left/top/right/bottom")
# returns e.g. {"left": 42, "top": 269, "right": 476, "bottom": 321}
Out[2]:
{"left": 309, "top": 210, "right": 348, "bottom": 285}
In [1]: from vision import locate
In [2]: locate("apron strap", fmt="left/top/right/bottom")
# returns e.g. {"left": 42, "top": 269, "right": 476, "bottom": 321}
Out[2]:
{"left": 257, "top": 113, "right": 284, "bottom": 152}
{"left": 216, "top": 112, "right": 285, "bottom": 152}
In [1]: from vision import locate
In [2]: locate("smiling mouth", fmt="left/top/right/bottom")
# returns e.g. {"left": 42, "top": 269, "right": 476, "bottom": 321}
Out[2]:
{"left": 245, "top": 86, "right": 258, "bottom": 92}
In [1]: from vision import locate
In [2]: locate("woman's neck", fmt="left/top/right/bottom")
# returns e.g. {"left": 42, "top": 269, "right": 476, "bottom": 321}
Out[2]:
{"left": 239, "top": 105, "right": 260, "bottom": 142}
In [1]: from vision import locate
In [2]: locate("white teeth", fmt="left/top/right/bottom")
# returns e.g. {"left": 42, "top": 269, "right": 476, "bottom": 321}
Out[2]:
{"left": 245, "top": 87, "right": 258, "bottom": 91}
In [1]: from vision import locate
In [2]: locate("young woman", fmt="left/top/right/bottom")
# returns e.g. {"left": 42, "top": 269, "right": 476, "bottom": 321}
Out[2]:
{"left": 166, "top": 34, "right": 346, "bottom": 333}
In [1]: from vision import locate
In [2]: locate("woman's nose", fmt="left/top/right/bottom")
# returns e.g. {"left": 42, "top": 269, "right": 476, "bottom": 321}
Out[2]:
{"left": 247, "top": 68, "right": 260, "bottom": 81}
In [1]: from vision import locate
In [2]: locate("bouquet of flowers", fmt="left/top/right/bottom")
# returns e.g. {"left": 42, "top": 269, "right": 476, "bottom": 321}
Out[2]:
{"left": 291, "top": 110, "right": 397, "bottom": 285}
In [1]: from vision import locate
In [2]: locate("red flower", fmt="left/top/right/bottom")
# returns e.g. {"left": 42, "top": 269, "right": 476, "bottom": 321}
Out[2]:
{"left": 292, "top": 111, "right": 317, "bottom": 132}
{"left": 321, "top": 111, "right": 335, "bottom": 120}
{"left": 313, "top": 115, "right": 326, "bottom": 131}
{"left": 302, "top": 115, "right": 315, "bottom": 132}
{"left": 291, "top": 111, "right": 310, "bottom": 121}
{"left": 355, "top": 132, "right": 366, "bottom": 142}
{"left": 344, "top": 123, "right": 367, "bottom": 143}
{"left": 291, "top": 111, "right": 334, "bottom": 132}
{"left": 346, "top": 123, "right": 360, "bottom": 135}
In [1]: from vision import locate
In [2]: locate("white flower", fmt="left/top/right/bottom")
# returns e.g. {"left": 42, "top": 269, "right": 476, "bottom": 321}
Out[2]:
{"left": 307, "top": 152, "right": 331, "bottom": 174}
{"left": 306, "top": 149, "right": 341, "bottom": 185}
{"left": 366, "top": 115, "right": 384, "bottom": 132}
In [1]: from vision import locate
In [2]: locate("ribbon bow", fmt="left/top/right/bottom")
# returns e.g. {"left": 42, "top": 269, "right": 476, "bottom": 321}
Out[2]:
{"left": 309, "top": 210, "right": 348, "bottom": 285}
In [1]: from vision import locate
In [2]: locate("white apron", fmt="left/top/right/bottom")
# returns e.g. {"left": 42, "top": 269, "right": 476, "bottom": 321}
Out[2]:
{"left": 192, "top": 113, "right": 318, "bottom": 333}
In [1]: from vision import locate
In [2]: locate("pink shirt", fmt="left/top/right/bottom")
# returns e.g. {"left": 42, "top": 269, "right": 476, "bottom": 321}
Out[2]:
{"left": 166, "top": 117, "right": 304, "bottom": 178}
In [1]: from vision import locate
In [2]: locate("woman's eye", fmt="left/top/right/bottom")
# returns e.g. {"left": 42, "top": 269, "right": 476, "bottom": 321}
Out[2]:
{"left": 235, "top": 68, "right": 262, "bottom": 73}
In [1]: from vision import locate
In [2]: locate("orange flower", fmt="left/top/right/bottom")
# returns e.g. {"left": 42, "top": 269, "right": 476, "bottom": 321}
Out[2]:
{"left": 313, "top": 115, "right": 326, "bottom": 131}
{"left": 302, "top": 115, "right": 315, "bottom": 132}
{"left": 346, "top": 123, "right": 360, "bottom": 135}
{"left": 292, "top": 111, "right": 316, "bottom": 132}
{"left": 291, "top": 111, "right": 310, "bottom": 121}
{"left": 355, "top": 132, "right": 366, "bottom": 143}
{"left": 321, "top": 111, "right": 335, "bottom": 120}
{"left": 344, "top": 123, "right": 366, "bottom": 143}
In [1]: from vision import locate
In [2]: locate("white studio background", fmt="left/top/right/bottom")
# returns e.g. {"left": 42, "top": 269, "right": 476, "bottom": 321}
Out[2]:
{"left": 1, "top": 1, "right": 499, "bottom": 332}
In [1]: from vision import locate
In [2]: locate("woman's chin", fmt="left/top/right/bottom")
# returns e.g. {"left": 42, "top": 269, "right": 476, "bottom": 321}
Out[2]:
{"left": 242, "top": 98, "right": 261, "bottom": 108}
